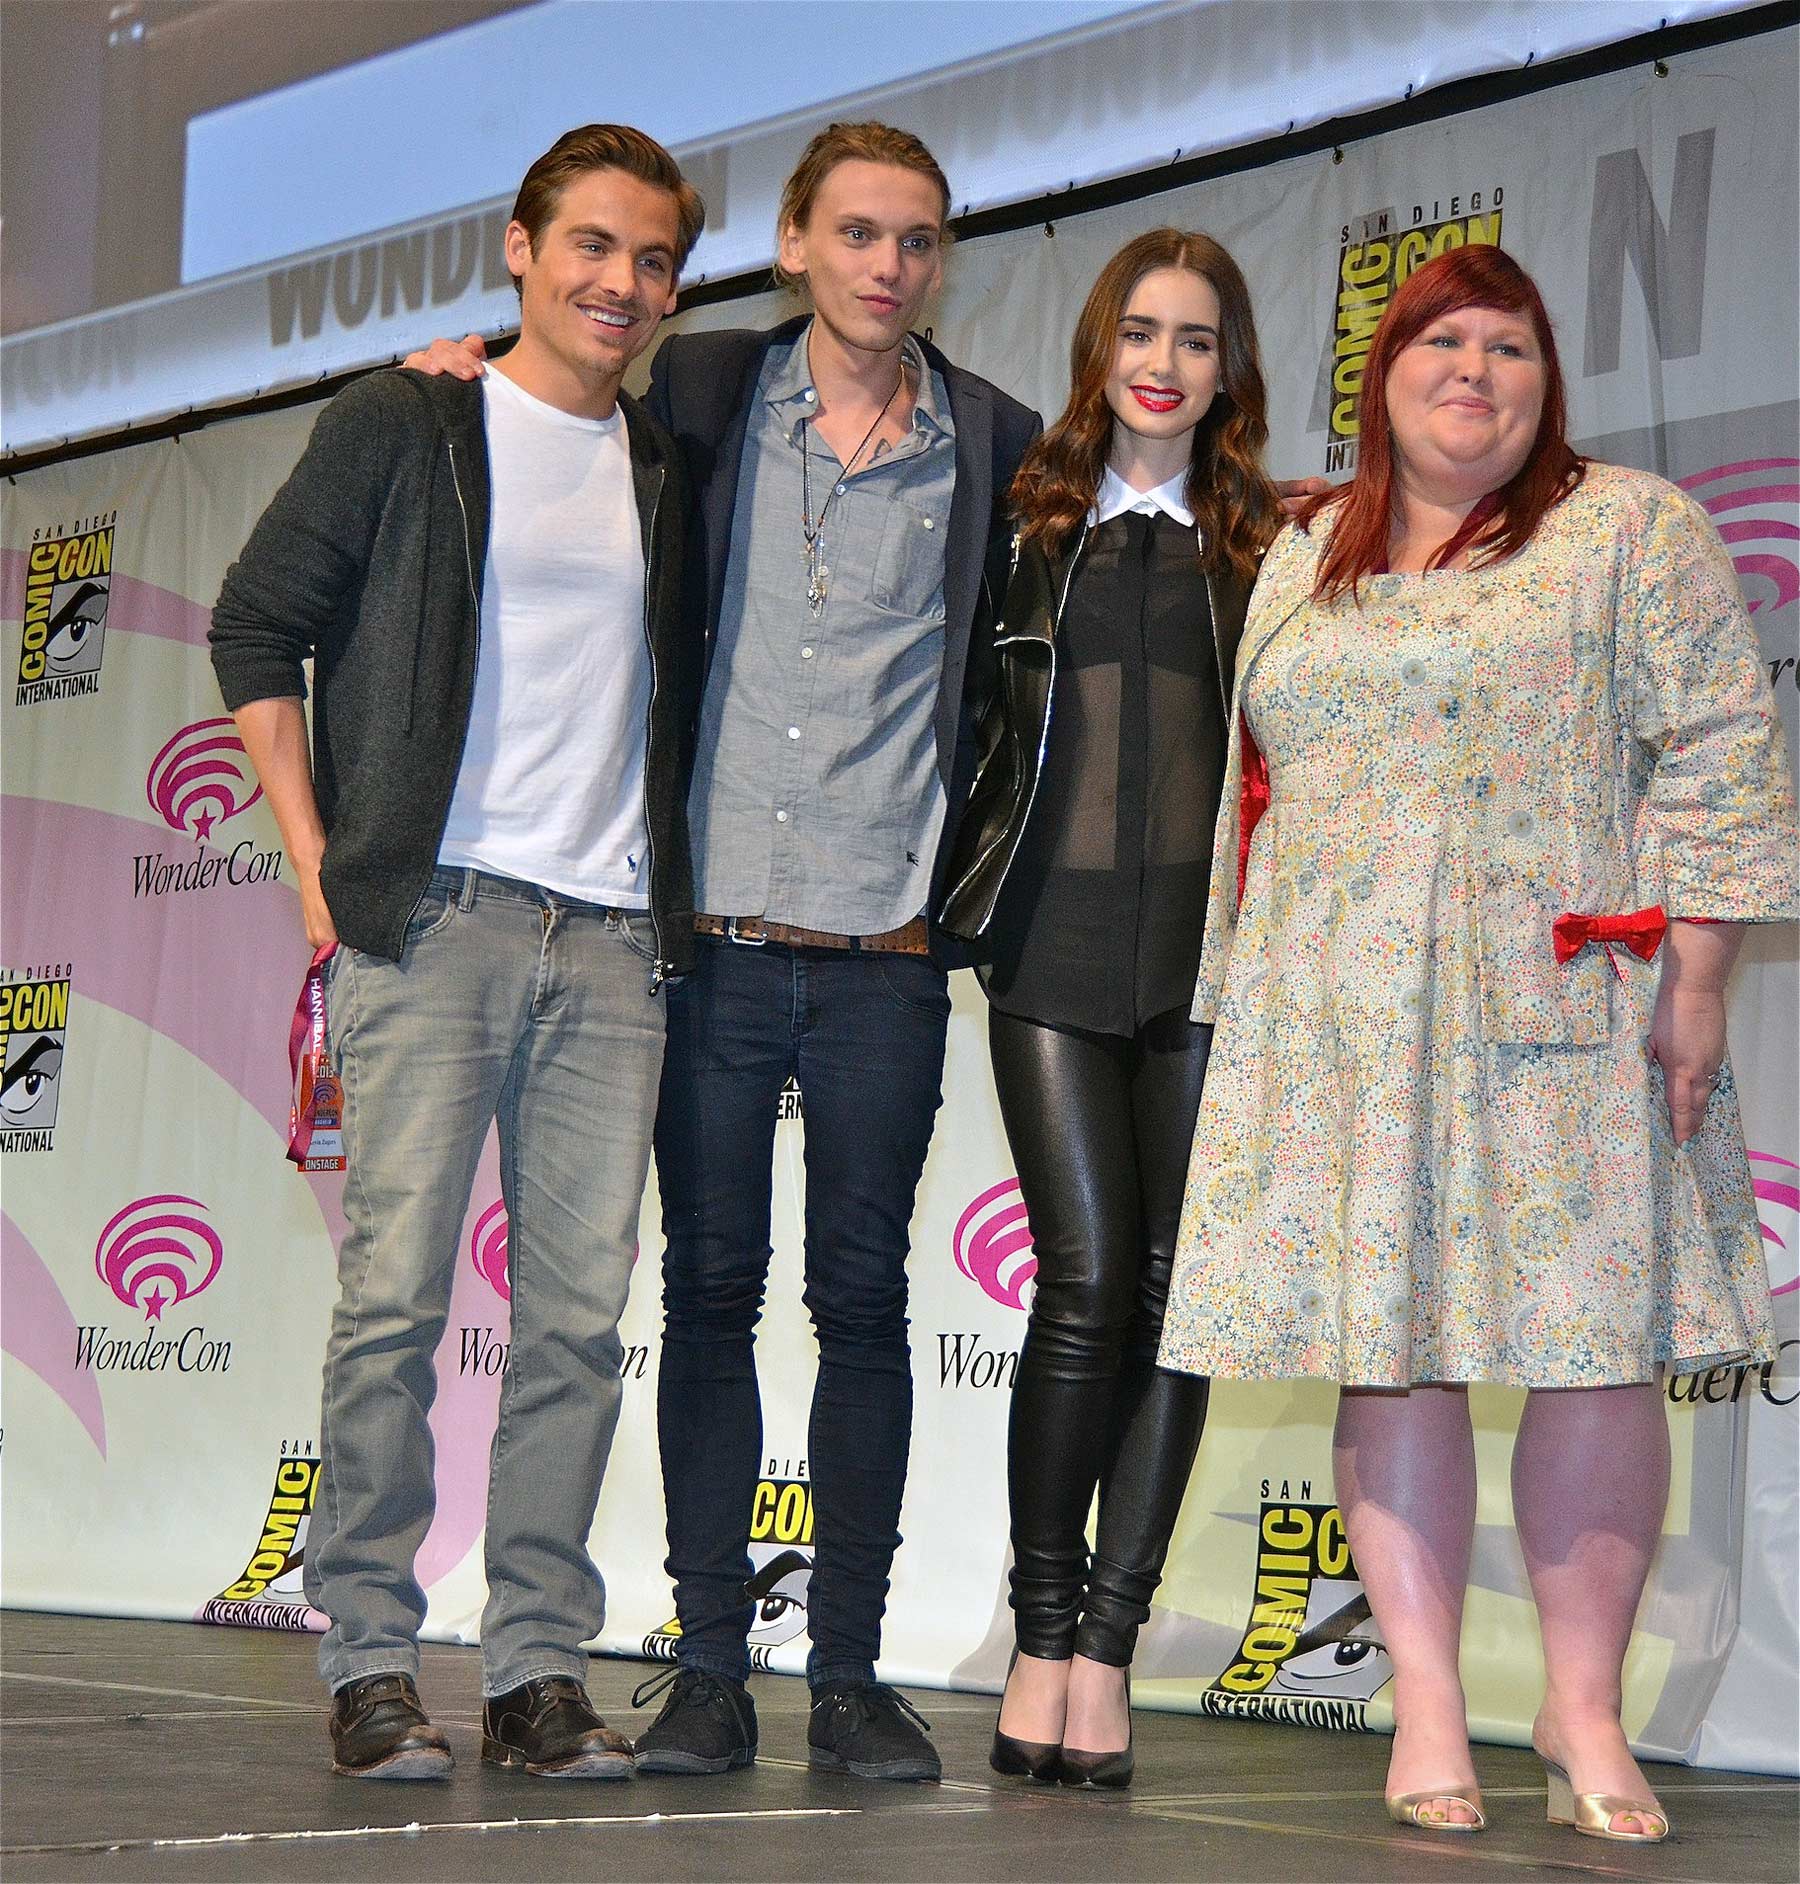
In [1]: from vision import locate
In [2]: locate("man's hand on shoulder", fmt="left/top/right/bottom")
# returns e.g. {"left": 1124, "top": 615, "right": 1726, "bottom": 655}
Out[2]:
{"left": 401, "top": 334, "right": 490, "bottom": 378}
{"left": 1275, "top": 476, "right": 1333, "bottom": 522}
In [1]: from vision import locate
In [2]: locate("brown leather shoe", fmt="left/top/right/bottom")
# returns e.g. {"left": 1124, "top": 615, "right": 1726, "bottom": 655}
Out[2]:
{"left": 482, "top": 1676, "right": 634, "bottom": 1779}
{"left": 329, "top": 1673, "right": 453, "bottom": 1779}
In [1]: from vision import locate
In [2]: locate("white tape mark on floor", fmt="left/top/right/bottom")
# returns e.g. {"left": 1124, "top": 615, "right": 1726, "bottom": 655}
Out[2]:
{"left": 0, "top": 1669, "right": 315, "bottom": 1712}
{"left": 1142, "top": 1804, "right": 1725, "bottom": 1884}
{"left": 2, "top": 1806, "right": 864, "bottom": 1860}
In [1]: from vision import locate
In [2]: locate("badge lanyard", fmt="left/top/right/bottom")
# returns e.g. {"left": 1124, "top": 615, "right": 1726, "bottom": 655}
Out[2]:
{"left": 286, "top": 943, "right": 346, "bottom": 1171}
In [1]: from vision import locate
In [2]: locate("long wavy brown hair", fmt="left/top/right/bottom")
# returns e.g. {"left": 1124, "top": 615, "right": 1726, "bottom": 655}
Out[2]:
{"left": 1011, "top": 229, "right": 1281, "bottom": 584}
{"left": 1301, "top": 244, "right": 1585, "bottom": 600}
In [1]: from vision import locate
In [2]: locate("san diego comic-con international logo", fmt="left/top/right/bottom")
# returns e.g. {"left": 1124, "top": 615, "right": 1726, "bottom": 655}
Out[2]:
{"left": 200, "top": 1443, "right": 324, "bottom": 1633}
{"left": 131, "top": 716, "right": 282, "bottom": 901}
{"left": 1201, "top": 1486, "right": 1391, "bottom": 1733}
{"left": 1315, "top": 187, "right": 1505, "bottom": 475}
{"left": 641, "top": 1460, "right": 816, "bottom": 1669}
{"left": 16, "top": 513, "right": 115, "bottom": 706}
{"left": 0, "top": 963, "right": 70, "bottom": 1153}
{"left": 456, "top": 1199, "right": 648, "bottom": 1381}
{"left": 74, "top": 1194, "right": 233, "bottom": 1376}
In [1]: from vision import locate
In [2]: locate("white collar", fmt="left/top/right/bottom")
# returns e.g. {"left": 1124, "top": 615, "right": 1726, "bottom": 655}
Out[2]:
{"left": 1089, "top": 464, "right": 1196, "bottom": 529}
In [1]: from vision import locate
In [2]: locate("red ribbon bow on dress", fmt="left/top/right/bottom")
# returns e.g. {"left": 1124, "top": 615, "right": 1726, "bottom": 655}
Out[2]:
{"left": 1551, "top": 906, "right": 1668, "bottom": 980}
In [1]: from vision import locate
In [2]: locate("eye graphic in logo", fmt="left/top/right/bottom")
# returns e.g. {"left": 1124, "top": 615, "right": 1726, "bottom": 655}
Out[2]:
{"left": 1750, "top": 1151, "right": 1799, "bottom": 1299}
{"left": 953, "top": 1178, "right": 1037, "bottom": 1311}
{"left": 46, "top": 580, "right": 110, "bottom": 676}
{"left": 746, "top": 1545, "right": 811, "bottom": 1648}
{"left": 96, "top": 1194, "right": 223, "bottom": 1323}
{"left": 1, "top": 1035, "right": 63, "bottom": 1130}
{"left": 1269, "top": 1586, "right": 1393, "bottom": 1703}
{"left": 1678, "top": 459, "right": 1799, "bottom": 616}
{"left": 471, "top": 1200, "right": 511, "bottom": 1302}
{"left": 146, "top": 717, "right": 263, "bottom": 841}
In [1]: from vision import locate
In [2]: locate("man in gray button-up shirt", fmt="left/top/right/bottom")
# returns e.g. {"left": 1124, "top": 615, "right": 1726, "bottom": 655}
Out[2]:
{"left": 691, "top": 326, "right": 956, "bottom": 934}
{"left": 638, "top": 123, "right": 1039, "bottom": 1784}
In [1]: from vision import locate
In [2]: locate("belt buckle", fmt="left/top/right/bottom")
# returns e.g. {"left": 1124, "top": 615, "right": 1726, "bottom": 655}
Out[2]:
{"left": 725, "top": 917, "right": 767, "bottom": 948}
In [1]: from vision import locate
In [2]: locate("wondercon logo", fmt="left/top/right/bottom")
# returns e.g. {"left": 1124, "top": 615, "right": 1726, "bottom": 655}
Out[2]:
{"left": 146, "top": 716, "right": 263, "bottom": 840}
{"left": 96, "top": 1194, "right": 223, "bottom": 1322}
{"left": 468, "top": 1199, "right": 636, "bottom": 1299}
{"left": 953, "top": 1178, "right": 1037, "bottom": 1311}
{"left": 1751, "top": 1152, "right": 1799, "bottom": 1299}
{"left": 1678, "top": 459, "right": 1799, "bottom": 616}
{"left": 471, "top": 1200, "right": 511, "bottom": 1302}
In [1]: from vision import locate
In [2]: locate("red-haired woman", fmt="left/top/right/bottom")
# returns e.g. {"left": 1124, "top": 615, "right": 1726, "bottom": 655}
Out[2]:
{"left": 1158, "top": 244, "right": 1797, "bottom": 1840}
{"left": 940, "top": 228, "right": 1282, "bottom": 1787}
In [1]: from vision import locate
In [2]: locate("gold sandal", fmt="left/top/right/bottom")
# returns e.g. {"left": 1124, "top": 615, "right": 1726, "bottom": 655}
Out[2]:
{"left": 1386, "top": 1788, "right": 1486, "bottom": 1833}
{"left": 1542, "top": 1758, "right": 1669, "bottom": 1842}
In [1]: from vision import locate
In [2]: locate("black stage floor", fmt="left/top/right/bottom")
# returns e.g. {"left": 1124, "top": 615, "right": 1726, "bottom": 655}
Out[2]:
{"left": 3, "top": 1611, "right": 1794, "bottom": 1882}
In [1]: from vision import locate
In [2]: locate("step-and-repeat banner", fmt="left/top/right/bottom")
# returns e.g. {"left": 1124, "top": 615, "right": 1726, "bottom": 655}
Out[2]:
{"left": 4, "top": 28, "right": 1795, "bottom": 1775}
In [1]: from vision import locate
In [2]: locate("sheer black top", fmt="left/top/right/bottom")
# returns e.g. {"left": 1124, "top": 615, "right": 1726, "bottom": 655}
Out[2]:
{"left": 981, "top": 508, "right": 1227, "bottom": 1037}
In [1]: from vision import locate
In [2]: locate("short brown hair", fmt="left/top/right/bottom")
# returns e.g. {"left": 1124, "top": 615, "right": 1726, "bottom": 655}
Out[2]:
{"left": 509, "top": 124, "right": 706, "bottom": 291}
{"left": 774, "top": 121, "right": 952, "bottom": 288}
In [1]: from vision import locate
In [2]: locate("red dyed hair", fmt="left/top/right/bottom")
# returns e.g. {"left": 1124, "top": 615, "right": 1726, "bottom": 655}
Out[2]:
{"left": 1301, "top": 244, "right": 1584, "bottom": 601}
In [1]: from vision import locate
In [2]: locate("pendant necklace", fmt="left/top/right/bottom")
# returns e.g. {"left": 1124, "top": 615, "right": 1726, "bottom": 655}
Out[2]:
{"left": 801, "top": 360, "right": 907, "bottom": 617}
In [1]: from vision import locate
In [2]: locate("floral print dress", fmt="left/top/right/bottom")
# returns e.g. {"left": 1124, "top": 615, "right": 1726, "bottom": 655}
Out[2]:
{"left": 1156, "top": 464, "right": 1798, "bottom": 1388}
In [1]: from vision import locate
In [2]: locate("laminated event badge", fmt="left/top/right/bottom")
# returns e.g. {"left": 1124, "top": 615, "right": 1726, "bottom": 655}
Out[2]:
{"left": 286, "top": 943, "right": 346, "bottom": 1173}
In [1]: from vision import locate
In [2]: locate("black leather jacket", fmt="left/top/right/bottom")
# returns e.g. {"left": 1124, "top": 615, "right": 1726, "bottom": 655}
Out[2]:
{"left": 937, "top": 521, "right": 1251, "bottom": 942}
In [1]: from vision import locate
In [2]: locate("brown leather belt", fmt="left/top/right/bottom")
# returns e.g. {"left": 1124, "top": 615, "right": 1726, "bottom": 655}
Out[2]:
{"left": 695, "top": 912, "right": 932, "bottom": 957}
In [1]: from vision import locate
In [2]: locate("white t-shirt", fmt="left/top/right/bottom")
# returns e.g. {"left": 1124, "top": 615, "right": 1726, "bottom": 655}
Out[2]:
{"left": 438, "top": 366, "right": 651, "bottom": 906}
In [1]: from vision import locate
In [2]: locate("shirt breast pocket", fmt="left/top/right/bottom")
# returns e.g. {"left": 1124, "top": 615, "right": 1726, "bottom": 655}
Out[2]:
{"left": 872, "top": 499, "right": 946, "bottom": 619}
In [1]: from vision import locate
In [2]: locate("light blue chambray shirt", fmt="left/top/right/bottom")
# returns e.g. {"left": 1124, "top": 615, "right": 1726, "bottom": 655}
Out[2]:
{"left": 688, "top": 323, "right": 957, "bottom": 933}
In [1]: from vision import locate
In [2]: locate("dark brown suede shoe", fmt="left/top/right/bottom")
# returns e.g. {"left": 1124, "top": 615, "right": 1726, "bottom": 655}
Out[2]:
{"left": 329, "top": 1673, "right": 453, "bottom": 1779}
{"left": 482, "top": 1676, "right": 634, "bottom": 1779}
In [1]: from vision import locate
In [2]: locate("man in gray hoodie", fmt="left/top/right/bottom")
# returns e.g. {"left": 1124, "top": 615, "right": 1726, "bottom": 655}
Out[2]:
{"left": 211, "top": 124, "right": 701, "bottom": 1782}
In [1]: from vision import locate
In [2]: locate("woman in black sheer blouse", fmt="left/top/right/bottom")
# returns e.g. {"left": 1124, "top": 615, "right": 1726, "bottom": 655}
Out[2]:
{"left": 940, "top": 228, "right": 1281, "bottom": 1787}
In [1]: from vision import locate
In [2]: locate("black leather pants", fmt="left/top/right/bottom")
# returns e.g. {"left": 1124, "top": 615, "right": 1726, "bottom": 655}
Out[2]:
{"left": 989, "top": 1005, "right": 1212, "bottom": 1667}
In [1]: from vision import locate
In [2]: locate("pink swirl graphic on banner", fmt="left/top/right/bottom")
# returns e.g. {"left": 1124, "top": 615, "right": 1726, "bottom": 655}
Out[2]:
{"left": 95, "top": 1194, "right": 223, "bottom": 1322}
{"left": 1677, "top": 458, "right": 1799, "bottom": 615}
{"left": 953, "top": 1178, "right": 1037, "bottom": 1311}
{"left": 1750, "top": 1151, "right": 1799, "bottom": 1298}
{"left": 145, "top": 716, "right": 263, "bottom": 839}
{"left": 471, "top": 1199, "right": 511, "bottom": 1302}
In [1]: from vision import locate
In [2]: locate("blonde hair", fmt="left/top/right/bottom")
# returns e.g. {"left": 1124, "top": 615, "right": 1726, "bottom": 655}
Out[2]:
{"left": 774, "top": 121, "right": 952, "bottom": 289}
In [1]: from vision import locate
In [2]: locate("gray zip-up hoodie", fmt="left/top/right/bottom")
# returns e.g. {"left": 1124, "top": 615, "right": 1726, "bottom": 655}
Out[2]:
{"left": 210, "top": 368, "right": 696, "bottom": 975}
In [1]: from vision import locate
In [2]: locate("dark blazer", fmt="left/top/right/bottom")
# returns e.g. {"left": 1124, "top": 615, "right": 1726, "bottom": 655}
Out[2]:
{"left": 212, "top": 369, "right": 696, "bottom": 975}
{"left": 645, "top": 314, "right": 1040, "bottom": 946}
{"left": 938, "top": 525, "right": 1251, "bottom": 943}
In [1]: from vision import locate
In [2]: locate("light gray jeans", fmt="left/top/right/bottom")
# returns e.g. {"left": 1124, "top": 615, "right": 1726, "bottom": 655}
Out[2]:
{"left": 306, "top": 866, "right": 665, "bottom": 1697}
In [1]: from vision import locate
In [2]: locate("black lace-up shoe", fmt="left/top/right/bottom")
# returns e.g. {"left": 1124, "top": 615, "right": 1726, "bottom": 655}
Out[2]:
{"left": 329, "top": 1673, "right": 453, "bottom": 1779}
{"left": 630, "top": 1666, "right": 758, "bottom": 1774}
{"left": 481, "top": 1675, "right": 633, "bottom": 1779}
{"left": 808, "top": 1682, "right": 941, "bottom": 1782}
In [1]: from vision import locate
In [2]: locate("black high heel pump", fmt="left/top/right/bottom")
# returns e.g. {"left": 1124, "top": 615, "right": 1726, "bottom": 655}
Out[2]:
{"left": 1056, "top": 1666, "right": 1133, "bottom": 1789}
{"left": 990, "top": 1651, "right": 1062, "bottom": 1783}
